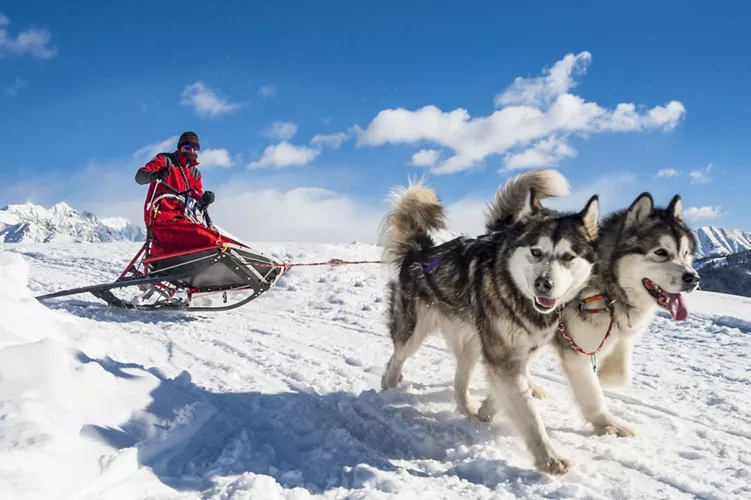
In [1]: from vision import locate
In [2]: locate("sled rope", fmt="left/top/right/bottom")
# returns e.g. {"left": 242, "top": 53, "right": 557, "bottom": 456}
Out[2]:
{"left": 256, "top": 258, "right": 384, "bottom": 270}
{"left": 557, "top": 294, "right": 616, "bottom": 372}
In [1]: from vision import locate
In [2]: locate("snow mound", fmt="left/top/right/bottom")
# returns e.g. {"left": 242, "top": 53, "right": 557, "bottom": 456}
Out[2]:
{"left": 0, "top": 252, "right": 193, "bottom": 499}
{"left": 0, "top": 250, "right": 316, "bottom": 499}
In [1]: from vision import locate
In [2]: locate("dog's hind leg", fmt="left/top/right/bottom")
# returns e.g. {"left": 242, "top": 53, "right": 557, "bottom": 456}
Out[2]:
{"left": 441, "top": 322, "right": 483, "bottom": 417}
{"left": 485, "top": 362, "right": 571, "bottom": 475}
{"left": 381, "top": 305, "right": 434, "bottom": 390}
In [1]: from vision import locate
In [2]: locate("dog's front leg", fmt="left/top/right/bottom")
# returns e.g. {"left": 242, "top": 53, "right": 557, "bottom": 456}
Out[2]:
{"left": 596, "top": 338, "right": 633, "bottom": 388}
{"left": 485, "top": 363, "right": 571, "bottom": 475}
{"left": 559, "top": 348, "right": 635, "bottom": 437}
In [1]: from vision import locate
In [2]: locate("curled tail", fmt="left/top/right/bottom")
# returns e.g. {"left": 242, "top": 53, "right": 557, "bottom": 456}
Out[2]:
{"left": 379, "top": 179, "right": 446, "bottom": 267}
{"left": 484, "top": 168, "right": 570, "bottom": 232}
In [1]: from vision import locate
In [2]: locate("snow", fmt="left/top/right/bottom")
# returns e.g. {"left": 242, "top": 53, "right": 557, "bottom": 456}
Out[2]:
{"left": 0, "top": 202, "right": 145, "bottom": 243}
{"left": 694, "top": 226, "right": 751, "bottom": 258}
{"left": 1, "top": 241, "right": 750, "bottom": 499}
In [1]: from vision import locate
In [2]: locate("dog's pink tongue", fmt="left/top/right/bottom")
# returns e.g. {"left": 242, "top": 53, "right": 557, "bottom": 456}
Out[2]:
{"left": 667, "top": 292, "right": 688, "bottom": 321}
{"left": 537, "top": 297, "right": 557, "bottom": 308}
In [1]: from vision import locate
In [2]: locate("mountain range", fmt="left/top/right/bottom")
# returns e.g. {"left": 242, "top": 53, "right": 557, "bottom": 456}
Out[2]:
{"left": 1, "top": 201, "right": 749, "bottom": 258}
{"left": 0, "top": 202, "right": 145, "bottom": 243}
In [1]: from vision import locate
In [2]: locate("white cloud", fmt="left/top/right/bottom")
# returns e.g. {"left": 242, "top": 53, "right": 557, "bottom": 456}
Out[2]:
{"left": 3, "top": 77, "right": 25, "bottom": 97}
{"left": 355, "top": 52, "right": 686, "bottom": 174}
{"left": 503, "top": 136, "right": 576, "bottom": 170}
{"left": 410, "top": 149, "right": 441, "bottom": 167}
{"left": 689, "top": 163, "right": 713, "bottom": 184}
{"left": 198, "top": 148, "right": 232, "bottom": 169}
{"left": 131, "top": 136, "right": 233, "bottom": 169}
{"left": 310, "top": 132, "right": 350, "bottom": 150}
{"left": 132, "top": 136, "right": 179, "bottom": 160}
{"left": 206, "top": 186, "right": 384, "bottom": 243}
{"left": 258, "top": 85, "right": 277, "bottom": 98}
{"left": 262, "top": 121, "right": 298, "bottom": 141}
{"left": 684, "top": 206, "right": 725, "bottom": 221}
{"left": 180, "top": 81, "right": 243, "bottom": 118}
{"left": 656, "top": 168, "right": 680, "bottom": 178}
{"left": 495, "top": 51, "right": 592, "bottom": 108}
{"left": 0, "top": 14, "right": 57, "bottom": 59}
{"left": 544, "top": 171, "right": 638, "bottom": 215}
{"left": 248, "top": 141, "right": 320, "bottom": 169}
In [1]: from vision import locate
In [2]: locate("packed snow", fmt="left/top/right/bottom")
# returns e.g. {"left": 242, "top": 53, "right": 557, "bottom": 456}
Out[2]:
{"left": 0, "top": 202, "right": 145, "bottom": 243}
{"left": 1, "top": 241, "right": 750, "bottom": 499}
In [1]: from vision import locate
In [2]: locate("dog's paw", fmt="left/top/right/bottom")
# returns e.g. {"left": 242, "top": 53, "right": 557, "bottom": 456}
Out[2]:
{"left": 476, "top": 398, "right": 498, "bottom": 422}
{"left": 380, "top": 372, "right": 402, "bottom": 390}
{"left": 457, "top": 404, "right": 478, "bottom": 419}
{"left": 593, "top": 420, "right": 635, "bottom": 438}
{"left": 529, "top": 382, "right": 548, "bottom": 400}
{"left": 535, "top": 453, "right": 572, "bottom": 476}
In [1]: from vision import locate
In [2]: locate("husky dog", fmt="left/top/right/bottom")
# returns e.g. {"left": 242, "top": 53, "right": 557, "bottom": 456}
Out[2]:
{"left": 535, "top": 193, "right": 700, "bottom": 437}
{"left": 379, "top": 169, "right": 600, "bottom": 475}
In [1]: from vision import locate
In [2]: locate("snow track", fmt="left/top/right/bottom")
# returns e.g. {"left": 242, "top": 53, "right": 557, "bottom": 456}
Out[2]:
{"left": 3, "top": 242, "right": 751, "bottom": 499}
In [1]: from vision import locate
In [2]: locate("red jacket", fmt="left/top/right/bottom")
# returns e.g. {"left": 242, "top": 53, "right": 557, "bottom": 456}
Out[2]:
{"left": 139, "top": 152, "right": 204, "bottom": 225}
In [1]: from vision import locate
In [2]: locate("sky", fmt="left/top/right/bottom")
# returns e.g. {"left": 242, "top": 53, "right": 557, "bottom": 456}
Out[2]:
{"left": 1, "top": 1, "right": 750, "bottom": 243}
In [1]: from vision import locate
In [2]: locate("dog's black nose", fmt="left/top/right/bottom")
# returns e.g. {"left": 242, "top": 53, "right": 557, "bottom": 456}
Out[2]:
{"left": 534, "top": 276, "right": 554, "bottom": 294}
{"left": 682, "top": 272, "right": 700, "bottom": 286}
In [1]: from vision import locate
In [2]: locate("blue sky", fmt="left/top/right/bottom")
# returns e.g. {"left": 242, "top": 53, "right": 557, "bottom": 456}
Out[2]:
{"left": 1, "top": 1, "right": 749, "bottom": 242}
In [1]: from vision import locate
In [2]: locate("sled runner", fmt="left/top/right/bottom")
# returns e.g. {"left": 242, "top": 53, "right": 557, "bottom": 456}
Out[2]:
{"left": 36, "top": 183, "right": 287, "bottom": 311}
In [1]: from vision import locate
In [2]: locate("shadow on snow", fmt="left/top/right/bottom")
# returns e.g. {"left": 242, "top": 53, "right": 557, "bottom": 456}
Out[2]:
{"left": 78, "top": 354, "right": 552, "bottom": 495}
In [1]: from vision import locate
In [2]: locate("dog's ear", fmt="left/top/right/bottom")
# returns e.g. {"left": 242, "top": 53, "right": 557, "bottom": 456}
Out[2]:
{"left": 667, "top": 194, "right": 683, "bottom": 221}
{"left": 625, "top": 192, "right": 653, "bottom": 229}
{"left": 578, "top": 195, "right": 599, "bottom": 240}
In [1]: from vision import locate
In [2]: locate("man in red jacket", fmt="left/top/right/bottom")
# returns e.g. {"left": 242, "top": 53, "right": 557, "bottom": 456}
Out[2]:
{"left": 135, "top": 131, "right": 227, "bottom": 258}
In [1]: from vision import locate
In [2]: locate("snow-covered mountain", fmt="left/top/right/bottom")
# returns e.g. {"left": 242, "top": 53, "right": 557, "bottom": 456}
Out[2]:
{"left": 0, "top": 202, "right": 145, "bottom": 243}
{"left": 693, "top": 226, "right": 751, "bottom": 258}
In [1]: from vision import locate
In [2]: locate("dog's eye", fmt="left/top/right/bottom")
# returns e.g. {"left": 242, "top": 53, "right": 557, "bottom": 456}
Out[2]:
{"left": 530, "top": 248, "right": 543, "bottom": 258}
{"left": 655, "top": 249, "right": 669, "bottom": 257}
{"left": 562, "top": 253, "right": 576, "bottom": 262}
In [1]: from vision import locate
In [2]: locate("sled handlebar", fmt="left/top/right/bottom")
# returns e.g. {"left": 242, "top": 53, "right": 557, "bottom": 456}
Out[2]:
{"left": 153, "top": 180, "right": 214, "bottom": 227}
{"left": 157, "top": 181, "right": 192, "bottom": 197}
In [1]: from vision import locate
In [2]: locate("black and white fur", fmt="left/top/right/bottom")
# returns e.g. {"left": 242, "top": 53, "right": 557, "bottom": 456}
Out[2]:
{"left": 379, "top": 169, "right": 600, "bottom": 475}
{"left": 536, "top": 193, "right": 700, "bottom": 437}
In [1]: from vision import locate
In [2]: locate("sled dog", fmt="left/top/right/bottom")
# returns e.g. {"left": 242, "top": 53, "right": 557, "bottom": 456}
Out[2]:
{"left": 379, "top": 169, "right": 599, "bottom": 475}
{"left": 535, "top": 192, "right": 700, "bottom": 437}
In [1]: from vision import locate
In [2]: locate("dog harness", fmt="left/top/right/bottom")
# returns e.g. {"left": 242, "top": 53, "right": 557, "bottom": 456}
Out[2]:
{"left": 557, "top": 294, "right": 616, "bottom": 372}
{"left": 421, "top": 235, "right": 476, "bottom": 273}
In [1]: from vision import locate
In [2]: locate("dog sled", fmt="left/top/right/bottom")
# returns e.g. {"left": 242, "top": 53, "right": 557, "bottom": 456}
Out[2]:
{"left": 35, "top": 183, "right": 287, "bottom": 312}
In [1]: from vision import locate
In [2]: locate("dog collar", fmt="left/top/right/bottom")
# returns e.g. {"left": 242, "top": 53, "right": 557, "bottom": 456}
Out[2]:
{"left": 557, "top": 294, "right": 615, "bottom": 372}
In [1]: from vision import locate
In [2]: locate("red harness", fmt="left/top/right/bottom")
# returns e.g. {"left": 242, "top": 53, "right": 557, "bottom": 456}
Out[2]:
{"left": 557, "top": 294, "right": 616, "bottom": 372}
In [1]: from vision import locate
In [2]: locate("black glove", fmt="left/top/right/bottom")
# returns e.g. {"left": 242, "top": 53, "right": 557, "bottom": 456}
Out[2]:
{"left": 152, "top": 167, "right": 170, "bottom": 182}
{"left": 201, "top": 191, "right": 215, "bottom": 206}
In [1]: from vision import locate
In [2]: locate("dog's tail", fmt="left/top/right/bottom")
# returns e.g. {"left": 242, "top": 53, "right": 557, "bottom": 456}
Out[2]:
{"left": 484, "top": 168, "right": 570, "bottom": 232}
{"left": 379, "top": 179, "right": 446, "bottom": 267}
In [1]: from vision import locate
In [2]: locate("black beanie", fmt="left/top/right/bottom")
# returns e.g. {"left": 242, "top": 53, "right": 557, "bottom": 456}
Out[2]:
{"left": 178, "top": 131, "right": 200, "bottom": 148}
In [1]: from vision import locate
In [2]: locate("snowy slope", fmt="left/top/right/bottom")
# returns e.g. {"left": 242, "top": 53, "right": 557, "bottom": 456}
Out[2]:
{"left": 0, "top": 202, "right": 145, "bottom": 243}
{"left": 693, "top": 225, "right": 751, "bottom": 257}
{"left": 1, "top": 242, "right": 750, "bottom": 499}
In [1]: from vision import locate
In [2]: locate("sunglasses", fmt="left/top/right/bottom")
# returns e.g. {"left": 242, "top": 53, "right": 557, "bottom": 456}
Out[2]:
{"left": 182, "top": 143, "right": 200, "bottom": 151}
